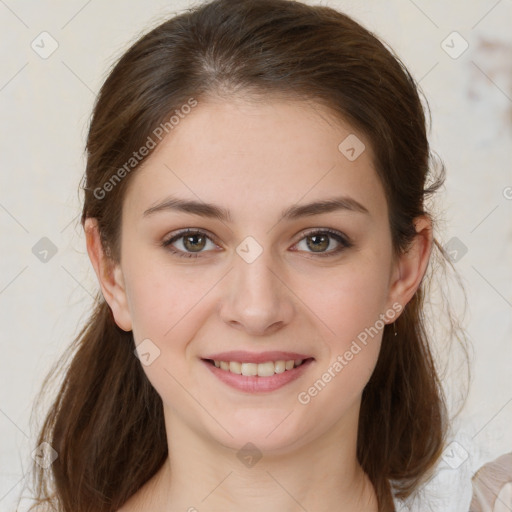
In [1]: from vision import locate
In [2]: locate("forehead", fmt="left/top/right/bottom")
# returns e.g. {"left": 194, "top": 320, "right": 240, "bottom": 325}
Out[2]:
{"left": 122, "top": 97, "right": 387, "bottom": 223}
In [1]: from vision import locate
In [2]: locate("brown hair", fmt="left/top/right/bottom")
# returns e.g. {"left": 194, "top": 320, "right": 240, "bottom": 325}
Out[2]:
{"left": 23, "top": 0, "right": 469, "bottom": 510}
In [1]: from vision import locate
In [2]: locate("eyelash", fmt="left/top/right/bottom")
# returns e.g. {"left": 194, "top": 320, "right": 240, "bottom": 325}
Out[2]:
{"left": 161, "top": 228, "right": 353, "bottom": 259}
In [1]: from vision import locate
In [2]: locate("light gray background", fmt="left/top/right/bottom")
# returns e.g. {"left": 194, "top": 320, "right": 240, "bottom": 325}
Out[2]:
{"left": 1, "top": 1, "right": 511, "bottom": 511}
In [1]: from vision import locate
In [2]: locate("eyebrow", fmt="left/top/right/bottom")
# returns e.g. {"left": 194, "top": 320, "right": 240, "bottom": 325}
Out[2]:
{"left": 142, "top": 195, "right": 370, "bottom": 222}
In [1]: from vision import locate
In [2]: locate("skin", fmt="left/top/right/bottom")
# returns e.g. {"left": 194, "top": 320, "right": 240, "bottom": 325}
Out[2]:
{"left": 85, "top": 96, "right": 432, "bottom": 512}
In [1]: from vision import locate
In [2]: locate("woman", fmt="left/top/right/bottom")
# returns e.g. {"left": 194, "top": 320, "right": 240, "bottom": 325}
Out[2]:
{"left": 27, "top": 0, "right": 468, "bottom": 510}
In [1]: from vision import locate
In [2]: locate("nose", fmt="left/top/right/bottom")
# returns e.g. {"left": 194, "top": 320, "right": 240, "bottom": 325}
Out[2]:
{"left": 218, "top": 248, "right": 295, "bottom": 337}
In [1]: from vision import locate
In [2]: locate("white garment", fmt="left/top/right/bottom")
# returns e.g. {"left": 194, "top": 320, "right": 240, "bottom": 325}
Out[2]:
{"left": 391, "top": 453, "right": 512, "bottom": 512}
{"left": 391, "top": 459, "right": 474, "bottom": 511}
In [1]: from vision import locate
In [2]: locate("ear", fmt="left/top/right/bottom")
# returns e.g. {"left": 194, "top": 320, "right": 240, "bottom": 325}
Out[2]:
{"left": 84, "top": 218, "right": 132, "bottom": 331}
{"left": 386, "top": 215, "right": 433, "bottom": 316}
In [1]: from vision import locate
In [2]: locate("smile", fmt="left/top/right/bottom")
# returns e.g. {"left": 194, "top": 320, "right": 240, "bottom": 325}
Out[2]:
{"left": 201, "top": 352, "right": 315, "bottom": 393}
{"left": 210, "top": 359, "right": 306, "bottom": 376}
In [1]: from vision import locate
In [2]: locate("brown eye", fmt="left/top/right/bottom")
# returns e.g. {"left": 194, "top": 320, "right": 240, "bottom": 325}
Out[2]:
{"left": 306, "top": 233, "right": 330, "bottom": 252}
{"left": 162, "top": 229, "right": 218, "bottom": 258}
{"left": 294, "top": 229, "right": 352, "bottom": 257}
{"left": 182, "top": 233, "right": 207, "bottom": 252}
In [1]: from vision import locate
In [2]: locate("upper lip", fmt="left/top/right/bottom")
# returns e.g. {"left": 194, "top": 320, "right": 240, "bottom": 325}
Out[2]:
{"left": 202, "top": 351, "right": 314, "bottom": 364}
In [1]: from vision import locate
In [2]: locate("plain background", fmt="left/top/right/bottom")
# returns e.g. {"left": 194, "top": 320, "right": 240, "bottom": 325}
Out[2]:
{"left": 1, "top": 0, "right": 511, "bottom": 510}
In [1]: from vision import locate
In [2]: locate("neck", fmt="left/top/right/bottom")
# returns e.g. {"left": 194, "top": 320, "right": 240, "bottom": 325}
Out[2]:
{"left": 133, "top": 404, "right": 378, "bottom": 512}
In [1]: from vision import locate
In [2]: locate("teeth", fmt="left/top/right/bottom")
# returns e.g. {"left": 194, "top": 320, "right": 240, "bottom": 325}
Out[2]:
{"left": 274, "top": 360, "right": 286, "bottom": 374}
{"left": 229, "top": 361, "right": 242, "bottom": 374}
{"left": 212, "top": 359, "right": 305, "bottom": 376}
{"left": 241, "top": 362, "right": 258, "bottom": 376}
{"left": 257, "top": 361, "right": 275, "bottom": 377}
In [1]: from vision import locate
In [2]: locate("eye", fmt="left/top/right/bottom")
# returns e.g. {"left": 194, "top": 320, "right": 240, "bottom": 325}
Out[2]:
{"left": 162, "top": 228, "right": 352, "bottom": 259}
{"left": 162, "top": 229, "right": 219, "bottom": 258}
{"left": 293, "top": 229, "right": 352, "bottom": 257}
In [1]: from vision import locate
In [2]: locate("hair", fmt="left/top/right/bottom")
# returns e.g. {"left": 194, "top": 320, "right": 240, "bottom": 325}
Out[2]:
{"left": 22, "top": 1, "right": 470, "bottom": 511}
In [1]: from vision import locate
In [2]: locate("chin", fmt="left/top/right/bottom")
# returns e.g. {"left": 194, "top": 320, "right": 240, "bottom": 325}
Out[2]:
{"left": 204, "top": 409, "right": 314, "bottom": 456}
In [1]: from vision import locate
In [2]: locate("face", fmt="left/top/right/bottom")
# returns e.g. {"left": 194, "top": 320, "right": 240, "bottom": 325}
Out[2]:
{"left": 103, "top": 97, "right": 408, "bottom": 454}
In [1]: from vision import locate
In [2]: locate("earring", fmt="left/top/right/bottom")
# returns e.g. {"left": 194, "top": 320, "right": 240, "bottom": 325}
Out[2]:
{"left": 393, "top": 322, "right": 398, "bottom": 336}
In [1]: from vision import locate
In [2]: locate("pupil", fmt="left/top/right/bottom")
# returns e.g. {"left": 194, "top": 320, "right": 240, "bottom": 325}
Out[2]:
{"left": 184, "top": 234, "right": 205, "bottom": 252}
{"left": 308, "top": 234, "right": 328, "bottom": 252}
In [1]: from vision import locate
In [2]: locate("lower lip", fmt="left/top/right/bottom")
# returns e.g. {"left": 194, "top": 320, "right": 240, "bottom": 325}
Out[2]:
{"left": 202, "top": 359, "right": 314, "bottom": 393}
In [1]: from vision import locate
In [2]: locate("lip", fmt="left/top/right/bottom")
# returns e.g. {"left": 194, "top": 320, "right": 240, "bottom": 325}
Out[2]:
{"left": 201, "top": 353, "right": 315, "bottom": 393}
{"left": 202, "top": 350, "right": 313, "bottom": 364}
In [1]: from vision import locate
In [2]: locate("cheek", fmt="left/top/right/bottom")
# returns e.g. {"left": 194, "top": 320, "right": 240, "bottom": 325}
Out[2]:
{"left": 300, "top": 261, "right": 390, "bottom": 342}
{"left": 296, "top": 258, "right": 391, "bottom": 385}
{"left": 294, "top": 275, "right": 387, "bottom": 426}
{"left": 123, "top": 255, "right": 207, "bottom": 344}
{"left": 123, "top": 263, "right": 209, "bottom": 420}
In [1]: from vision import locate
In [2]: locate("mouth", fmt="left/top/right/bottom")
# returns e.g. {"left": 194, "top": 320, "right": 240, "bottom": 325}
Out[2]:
{"left": 204, "top": 358, "right": 312, "bottom": 376}
{"left": 201, "top": 351, "right": 315, "bottom": 393}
